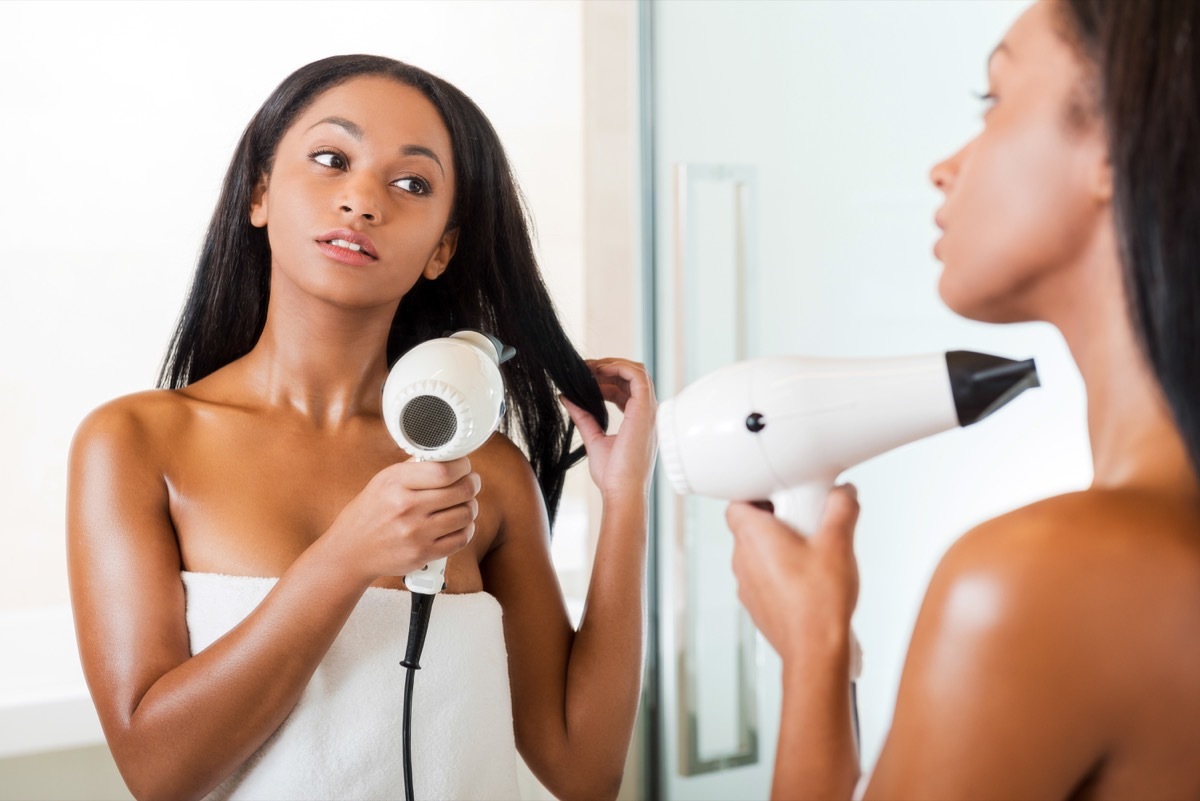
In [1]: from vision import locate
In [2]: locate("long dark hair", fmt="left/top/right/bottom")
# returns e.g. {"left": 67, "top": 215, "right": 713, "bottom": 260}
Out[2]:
{"left": 1058, "top": 0, "right": 1200, "bottom": 475}
{"left": 158, "top": 55, "right": 608, "bottom": 523}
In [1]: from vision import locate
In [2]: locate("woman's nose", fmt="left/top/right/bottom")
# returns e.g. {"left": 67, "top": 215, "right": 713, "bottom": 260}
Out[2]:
{"left": 930, "top": 140, "right": 970, "bottom": 194}
{"left": 338, "top": 175, "right": 383, "bottom": 223}
{"left": 930, "top": 155, "right": 953, "bottom": 193}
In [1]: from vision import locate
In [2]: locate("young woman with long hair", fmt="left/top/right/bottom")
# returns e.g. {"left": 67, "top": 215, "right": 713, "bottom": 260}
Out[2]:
{"left": 727, "top": 1, "right": 1200, "bottom": 798}
{"left": 67, "top": 55, "right": 656, "bottom": 801}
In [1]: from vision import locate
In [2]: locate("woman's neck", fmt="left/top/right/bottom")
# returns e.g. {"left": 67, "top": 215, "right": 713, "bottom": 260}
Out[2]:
{"left": 1052, "top": 228, "right": 1194, "bottom": 493}
{"left": 237, "top": 273, "right": 397, "bottom": 428}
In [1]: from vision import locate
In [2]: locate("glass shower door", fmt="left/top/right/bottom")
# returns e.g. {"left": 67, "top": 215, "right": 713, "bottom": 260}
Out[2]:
{"left": 645, "top": 2, "right": 1091, "bottom": 798}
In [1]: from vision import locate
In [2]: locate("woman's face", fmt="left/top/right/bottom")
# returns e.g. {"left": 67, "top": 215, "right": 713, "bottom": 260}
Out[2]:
{"left": 931, "top": 0, "right": 1110, "bottom": 324}
{"left": 250, "top": 75, "right": 458, "bottom": 310}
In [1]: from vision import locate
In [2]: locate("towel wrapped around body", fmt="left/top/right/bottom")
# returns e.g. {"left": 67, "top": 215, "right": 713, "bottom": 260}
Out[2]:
{"left": 182, "top": 571, "right": 521, "bottom": 801}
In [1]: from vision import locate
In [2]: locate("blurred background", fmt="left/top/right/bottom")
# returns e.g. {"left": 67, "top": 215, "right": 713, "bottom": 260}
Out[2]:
{"left": 0, "top": 1, "right": 1089, "bottom": 799}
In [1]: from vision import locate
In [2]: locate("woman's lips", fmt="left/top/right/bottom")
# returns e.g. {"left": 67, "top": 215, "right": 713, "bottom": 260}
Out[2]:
{"left": 316, "top": 239, "right": 378, "bottom": 267}
{"left": 314, "top": 228, "right": 379, "bottom": 266}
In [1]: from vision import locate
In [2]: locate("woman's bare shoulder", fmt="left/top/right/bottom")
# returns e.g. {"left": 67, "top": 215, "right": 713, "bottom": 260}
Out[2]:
{"left": 471, "top": 431, "right": 540, "bottom": 489}
{"left": 924, "top": 487, "right": 1200, "bottom": 648}
{"left": 880, "top": 488, "right": 1200, "bottom": 795}
{"left": 943, "top": 488, "right": 1200, "bottom": 580}
{"left": 72, "top": 389, "right": 197, "bottom": 458}
{"left": 469, "top": 432, "right": 550, "bottom": 546}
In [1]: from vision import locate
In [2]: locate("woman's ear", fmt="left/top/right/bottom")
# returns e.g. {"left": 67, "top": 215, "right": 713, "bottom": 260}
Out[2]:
{"left": 422, "top": 228, "right": 460, "bottom": 280}
{"left": 1084, "top": 124, "right": 1113, "bottom": 205}
{"left": 249, "top": 174, "right": 270, "bottom": 228}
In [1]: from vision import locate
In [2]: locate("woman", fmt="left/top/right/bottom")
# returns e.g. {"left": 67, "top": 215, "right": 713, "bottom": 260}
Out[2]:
{"left": 67, "top": 55, "right": 656, "bottom": 801}
{"left": 727, "top": 0, "right": 1200, "bottom": 798}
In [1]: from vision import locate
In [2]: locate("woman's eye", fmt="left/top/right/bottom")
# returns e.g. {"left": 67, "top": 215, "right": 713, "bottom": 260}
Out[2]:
{"left": 311, "top": 150, "right": 346, "bottom": 169}
{"left": 973, "top": 90, "right": 998, "bottom": 115}
{"left": 393, "top": 177, "right": 430, "bottom": 195}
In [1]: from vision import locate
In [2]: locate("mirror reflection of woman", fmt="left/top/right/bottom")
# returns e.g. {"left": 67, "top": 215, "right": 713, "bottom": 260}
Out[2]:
{"left": 727, "top": 1, "right": 1200, "bottom": 798}
{"left": 68, "top": 56, "right": 656, "bottom": 801}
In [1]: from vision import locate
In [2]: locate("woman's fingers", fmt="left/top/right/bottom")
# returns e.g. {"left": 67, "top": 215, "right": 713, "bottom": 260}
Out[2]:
{"left": 425, "top": 497, "right": 479, "bottom": 536}
{"left": 588, "top": 359, "right": 653, "bottom": 394}
{"left": 383, "top": 456, "right": 474, "bottom": 490}
{"left": 586, "top": 359, "right": 656, "bottom": 423}
{"left": 560, "top": 394, "right": 607, "bottom": 445}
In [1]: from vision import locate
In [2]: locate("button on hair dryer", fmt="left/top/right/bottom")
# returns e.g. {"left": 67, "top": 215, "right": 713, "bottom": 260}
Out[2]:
{"left": 382, "top": 329, "right": 515, "bottom": 595}
{"left": 658, "top": 350, "right": 1039, "bottom": 537}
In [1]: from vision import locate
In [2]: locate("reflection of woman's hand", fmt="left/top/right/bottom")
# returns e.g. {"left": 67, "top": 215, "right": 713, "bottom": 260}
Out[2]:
{"left": 560, "top": 358, "right": 658, "bottom": 502}
{"left": 725, "top": 485, "right": 860, "bottom": 662}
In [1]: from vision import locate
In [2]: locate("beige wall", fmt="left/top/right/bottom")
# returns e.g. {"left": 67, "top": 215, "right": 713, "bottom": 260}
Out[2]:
{"left": 0, "top": 747, "right": 131, "bottom": 801}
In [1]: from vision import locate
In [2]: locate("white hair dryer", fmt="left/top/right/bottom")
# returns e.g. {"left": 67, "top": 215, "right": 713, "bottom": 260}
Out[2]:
{"left": 382, "top": 329, "right": 514, "bottom": 594}
{"left": 656, "top": 349, "right": 1038, "bottom": 752}
{"left": 657, "top": 350, "right": 1039, "bottom": 537}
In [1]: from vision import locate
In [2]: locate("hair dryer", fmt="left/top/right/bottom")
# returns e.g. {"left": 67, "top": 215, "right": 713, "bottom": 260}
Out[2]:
{"left": 382, "top": 329, "right": 514, "bottom": 801}
{"left": 381, "top": 329, "right": 515, "bottom": 594}
{"left": 657, "top": 349, "right": 1037, "bottom": 757}
{"left": 657, "top": 350, "right": 1040, "bottom": 537}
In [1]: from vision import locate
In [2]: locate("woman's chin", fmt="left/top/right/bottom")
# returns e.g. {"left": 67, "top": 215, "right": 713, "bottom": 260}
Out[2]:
{"left": 938, "top": 283, "right": 1038, "bottom": 325}
{"left": 938, "top": 274, "right": 1008, "bottom": 324}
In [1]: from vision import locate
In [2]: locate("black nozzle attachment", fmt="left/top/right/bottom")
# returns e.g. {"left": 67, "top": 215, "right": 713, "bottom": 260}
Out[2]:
{"left": 946, "top": 351, "right": 1040, "bottom": 427}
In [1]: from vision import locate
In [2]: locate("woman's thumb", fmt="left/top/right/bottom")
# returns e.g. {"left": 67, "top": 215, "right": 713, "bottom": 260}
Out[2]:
{"left": 815, "top": 483, "right": 860, "bottom": 554}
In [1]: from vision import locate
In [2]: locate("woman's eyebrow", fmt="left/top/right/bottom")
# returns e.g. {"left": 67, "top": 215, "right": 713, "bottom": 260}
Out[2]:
{"left": 305, "top": 116, "right": 446, "bottom": 177}
{"left": 401, "top": 144, "right": 445, "bottom": 178}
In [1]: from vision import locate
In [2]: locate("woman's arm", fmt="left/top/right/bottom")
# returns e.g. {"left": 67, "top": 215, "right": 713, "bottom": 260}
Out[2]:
{"left": 68, "top": 397, "right": 478, "bottom": 801}
{"left": 726, "top": 487, "right": 862, "bottom": 801}
{"left": 482, "top": 359, "right": 656, "bottom": 800}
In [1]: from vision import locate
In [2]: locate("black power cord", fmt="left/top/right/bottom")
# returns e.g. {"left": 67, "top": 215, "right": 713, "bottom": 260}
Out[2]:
{"left": 401, "top": 592, "right": 436, "bottom": 801}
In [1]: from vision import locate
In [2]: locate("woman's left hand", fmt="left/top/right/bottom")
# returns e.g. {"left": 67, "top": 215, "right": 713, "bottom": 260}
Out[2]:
{"left": 560, "top": 358, "right": 658, "bottom": 502}
{"left": 725, "top": 485, "right": 861, "bottom": 663}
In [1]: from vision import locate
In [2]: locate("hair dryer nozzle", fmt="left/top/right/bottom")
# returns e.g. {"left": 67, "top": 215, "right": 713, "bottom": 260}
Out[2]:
{"left": 946, "top": 351, "right": 1040, "bottom": 427}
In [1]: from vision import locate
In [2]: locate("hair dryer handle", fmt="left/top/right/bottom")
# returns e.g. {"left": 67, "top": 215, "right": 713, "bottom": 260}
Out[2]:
{"left": 769, "top": 483, "right": 835, "bottom": 535}
{"left": 767, "top": 483, "right": 864, "bottom": 681}
{"left": 405, "top": 556, "right": 447, "bottom": 595}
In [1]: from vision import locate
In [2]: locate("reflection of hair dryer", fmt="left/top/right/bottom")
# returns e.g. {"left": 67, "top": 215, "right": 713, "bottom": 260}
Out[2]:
{"left": 657, "top": 350, "right": 1038, "bottom": 755}
{"left": 382, "top": 329, "right": 514, "bottom": 594}
{"left": 658, "top": 351, "right": 1040, "bottom": 535}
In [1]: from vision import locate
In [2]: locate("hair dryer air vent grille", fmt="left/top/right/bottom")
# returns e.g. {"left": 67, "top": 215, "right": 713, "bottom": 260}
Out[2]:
{"left": 402, "top": 395, "right": 458, "bottom": 449}
{"left": 656, "top": 398, "right": 692, "bottom": 495}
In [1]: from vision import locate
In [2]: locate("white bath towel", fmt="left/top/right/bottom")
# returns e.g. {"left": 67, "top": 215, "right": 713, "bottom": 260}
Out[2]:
{"left": 182, "top": 571, "right": 521, "bottom": 800}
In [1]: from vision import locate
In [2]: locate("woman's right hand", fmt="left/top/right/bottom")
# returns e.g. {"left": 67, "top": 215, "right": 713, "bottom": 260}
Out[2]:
{"left": 323, "top": 456, "right": 480, "bottom": 584}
